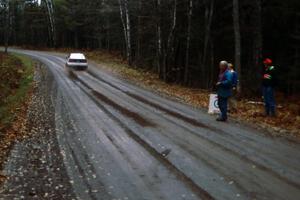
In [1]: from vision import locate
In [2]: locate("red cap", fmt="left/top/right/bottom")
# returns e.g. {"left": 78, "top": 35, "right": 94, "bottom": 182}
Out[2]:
{"left": 263, "top": 58, "right": 272, "bottom": 65}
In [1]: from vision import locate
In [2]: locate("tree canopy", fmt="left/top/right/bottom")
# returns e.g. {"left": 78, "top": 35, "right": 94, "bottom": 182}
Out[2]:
{"left": 1, "top": 0, "right": 299, "bottom": 95}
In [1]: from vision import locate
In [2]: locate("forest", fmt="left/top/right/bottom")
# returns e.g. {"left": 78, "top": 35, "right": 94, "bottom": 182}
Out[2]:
{"left": 0, "top": 0, "right": 299, "bottom": 96}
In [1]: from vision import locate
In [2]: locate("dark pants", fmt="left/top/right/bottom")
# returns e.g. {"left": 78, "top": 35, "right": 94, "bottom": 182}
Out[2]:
{"left": 218, "top": 96, "right": 228, "bottom": 120}
{"left": 262, "top": 86, "right": 276, "bottom": 116}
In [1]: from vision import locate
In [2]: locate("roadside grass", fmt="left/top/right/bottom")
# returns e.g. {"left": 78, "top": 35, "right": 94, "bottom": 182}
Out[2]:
{"left": 0, "top": 53, "right": 34, "bottom": 182}
{"left": 0, "top": 54, "right": 34, "bottom": 129}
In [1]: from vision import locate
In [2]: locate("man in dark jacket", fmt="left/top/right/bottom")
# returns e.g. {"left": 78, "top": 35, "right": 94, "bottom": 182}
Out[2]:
{"left": 262, "top": 58, "right": 277, "bottom": 116}
{"left": 216, "top": 61, "right": 233, "bottom": 121}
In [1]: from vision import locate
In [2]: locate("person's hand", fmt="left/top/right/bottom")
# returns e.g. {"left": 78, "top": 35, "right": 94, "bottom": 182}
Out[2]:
{"left": 216, "top": 82, "right": 221, "bottom": 86}
{"left": 264, "top": 74, "right": 271, "bottom": 79}
{"left": 233, "top": 87, "right": 236, "bottom": 90}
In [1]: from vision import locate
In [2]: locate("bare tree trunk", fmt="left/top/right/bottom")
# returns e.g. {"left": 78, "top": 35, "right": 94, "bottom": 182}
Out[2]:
{"left": 49, "top": 0, "right": 56, "bottom": 47}
{"left": 209, "top": 39, "right": 215, "bottom": 88}
{"left": 253, "top": 0, "right": 263, "bottom": 86}
{"left": 124, "top": 0, "right": 132, "bottom": 65}
{"left": 157, "top": 0, "right": 162, "bottom": 76}
{"left": 44, "top": 0, "right": 56, "bottom": 47}
{"left": 10, "top": 0, "right": 16, "bottom": 45}
{"left": 202, "top": 0, "right": 214, "bottom": 65}
{"left": 233, "top": 0, "right": 241, "bottom": 92}
{"left": 74, "top": 30, "right": 79, "bottom": 49}
{"left": 184, "top": 0, "right": 193, "bottom": 85}
{"left": 118, "top": 0, "right": 128, "bottom": 56}
{"left": 136, "top": 0, "right": 142, "bottom": 63}
{"left": 201, "top": 0, "right": 214, "bottom": 88}
{"left": 163, "top": 0, "right": 177, "bottom": 81}
{"left": 118, "top": 0, "right": 132, "bottom": 65}
{"left": 4, "top": 0, "right": 10, "bottom": 53}
{"left": 106, "top": 16, "right": 110, "bottom": 51}
{"left": 290, "top": 13, "right": 300, "bottom": 95}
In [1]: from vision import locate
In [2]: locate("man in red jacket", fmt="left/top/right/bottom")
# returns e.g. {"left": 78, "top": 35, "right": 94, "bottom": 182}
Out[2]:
{"left": 262, "top": 58, "right": 277, "bottom": 117}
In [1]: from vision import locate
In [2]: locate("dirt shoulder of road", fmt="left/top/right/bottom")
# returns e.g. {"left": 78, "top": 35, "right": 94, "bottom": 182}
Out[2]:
{"left": 0, "top": 63, "right": 75, "bottom": 199}
{"left": 0, "top": 53, "right": 35, "bottom": 183}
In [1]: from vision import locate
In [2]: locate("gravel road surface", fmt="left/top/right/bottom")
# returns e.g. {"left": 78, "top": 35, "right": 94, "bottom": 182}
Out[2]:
{"left": 1, "top": 49, "right": 299, "bottom": 200}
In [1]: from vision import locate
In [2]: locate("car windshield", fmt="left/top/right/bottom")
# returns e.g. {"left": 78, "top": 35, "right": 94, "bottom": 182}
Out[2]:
{"left": 69, "top": 59, "right": 87, "bottom": 63}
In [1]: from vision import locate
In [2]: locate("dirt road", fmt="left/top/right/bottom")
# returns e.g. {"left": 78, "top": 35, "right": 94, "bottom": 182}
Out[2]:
{"left": 1, "top": 50, "right": 300, "bottom": 200}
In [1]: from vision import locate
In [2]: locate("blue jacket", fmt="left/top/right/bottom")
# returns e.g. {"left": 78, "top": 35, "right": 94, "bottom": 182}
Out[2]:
{"left": 217, "top": 70, "right": 233, "bottom": 98}
{"left": 231, "top": 70, "right": 238, "bottom": 87}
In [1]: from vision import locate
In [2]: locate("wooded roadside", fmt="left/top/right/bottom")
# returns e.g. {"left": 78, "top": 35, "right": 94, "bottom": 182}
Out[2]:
{"left": 1, "top": 0, "right": 299, "bottom": 96}
{"left": 85, "top": 50, "right": 300, "bottom": 139}
{"left": 0, "top": 53, "right": 34, "bottom": 183}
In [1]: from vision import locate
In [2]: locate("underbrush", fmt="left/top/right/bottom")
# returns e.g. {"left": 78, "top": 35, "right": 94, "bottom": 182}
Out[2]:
{"left": 0, "top": 53, "right": 34, "bottom": 129}
{"left": 0, "top": 53, "right": 34, "bottom": 182}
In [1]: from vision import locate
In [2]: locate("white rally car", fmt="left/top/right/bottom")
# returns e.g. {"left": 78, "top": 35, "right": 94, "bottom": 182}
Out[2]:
{"left": 65, "top": 53, "right": 88, "bottom": 71}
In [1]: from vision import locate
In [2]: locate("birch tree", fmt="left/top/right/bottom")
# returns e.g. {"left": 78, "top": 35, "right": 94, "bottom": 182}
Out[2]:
{"left": 156, "top": 0, "right": 162, "bottom": 76}
{"left": 118, "top": 0, "right": 132, "bottom": 65}
{"left": 162, "top": 0, "right": 177, "bottom": 81}
{"left": 201, "top": 0, "right": 214, "bottom": 87}
{"left": 43, "top": 0, "right": 56, "bottom": 47}
{"left": 184, "top": 0, "right": 193, "bottom": 85}
{"left": 3, "top": 0, "right": 10, "bottom": 53}
{"left": 233, "top": 0, "right": 241, "bottom": 91}
{"left": 0, "top": 0, "right": 299, "bottom": 95}
{"left": 253, "top": 0, "right": 263, "bottom": 76}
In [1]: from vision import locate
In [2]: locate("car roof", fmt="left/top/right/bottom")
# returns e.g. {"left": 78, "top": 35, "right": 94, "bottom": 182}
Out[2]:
{"left": 69, "top": 53, "right": 86, "bottom": 59}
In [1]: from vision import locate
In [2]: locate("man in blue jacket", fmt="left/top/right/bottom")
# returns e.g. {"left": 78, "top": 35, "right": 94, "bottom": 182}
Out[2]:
{"left": 216, "top": 61, "right": 233, "bottom": 122}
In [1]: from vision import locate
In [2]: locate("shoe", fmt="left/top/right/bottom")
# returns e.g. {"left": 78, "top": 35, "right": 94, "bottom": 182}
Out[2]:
{"left": 216, "top": 117, "right": 227, "bottom": 122}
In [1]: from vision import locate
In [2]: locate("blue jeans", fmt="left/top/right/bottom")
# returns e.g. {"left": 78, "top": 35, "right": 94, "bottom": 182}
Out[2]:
{"left": 262, "top": 86, "right": 276, "bottom": 116}
{"left": 218, "top": 96, "right": 228, "bottom": 120}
